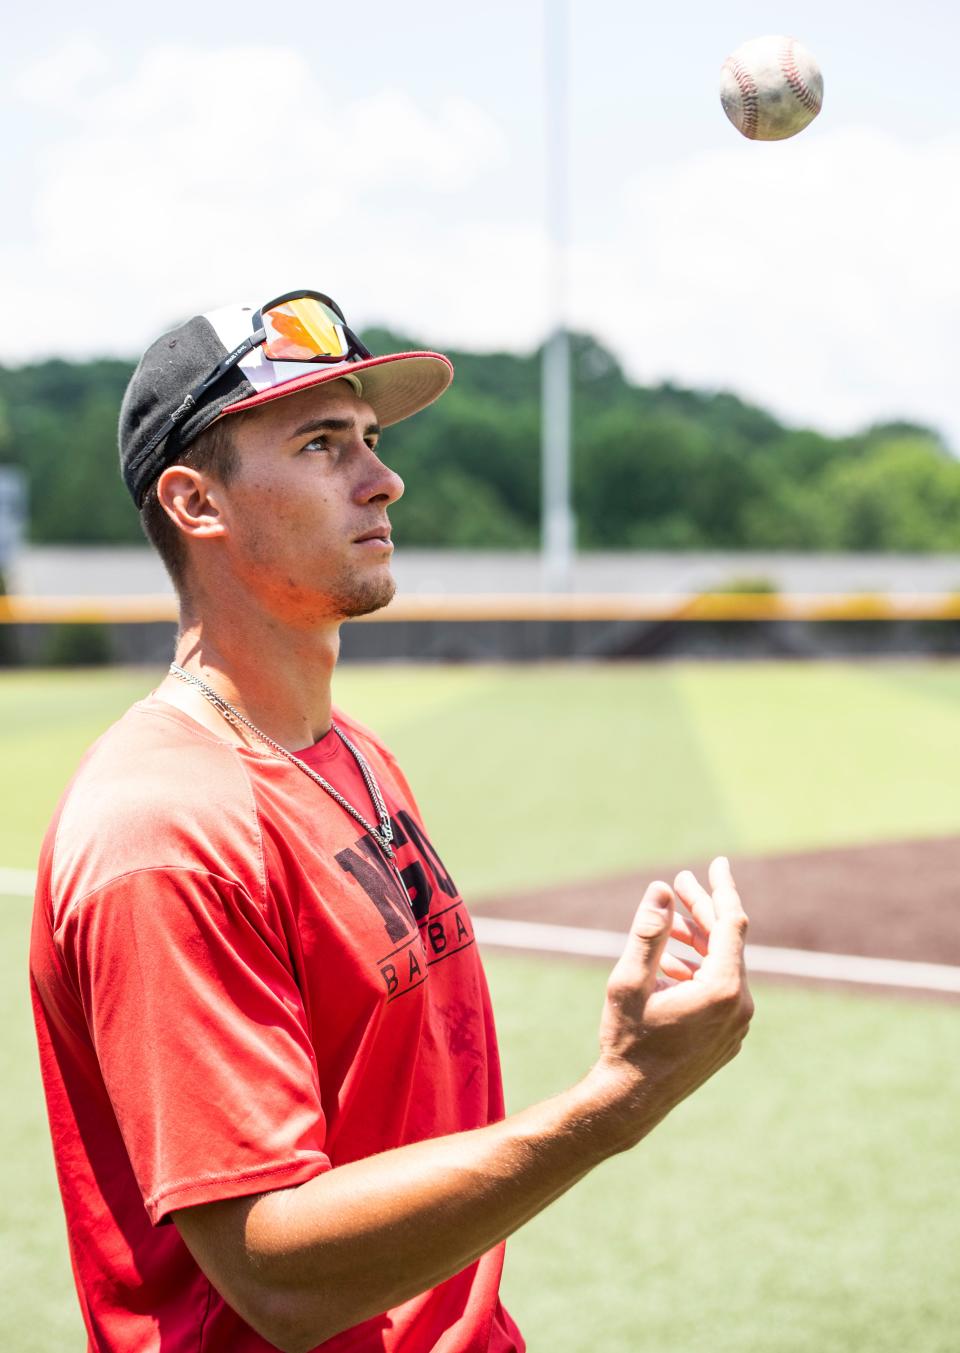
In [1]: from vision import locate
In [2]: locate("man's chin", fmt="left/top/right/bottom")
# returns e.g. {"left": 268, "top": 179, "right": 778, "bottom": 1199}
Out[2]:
{"left": 336, "top": 572, "right": 397, "bottom": 620}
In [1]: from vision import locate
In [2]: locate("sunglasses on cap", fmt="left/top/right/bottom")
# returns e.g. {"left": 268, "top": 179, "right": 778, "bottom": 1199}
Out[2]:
{"left": 137, "top": 290, "right": 372, "bottom": 470}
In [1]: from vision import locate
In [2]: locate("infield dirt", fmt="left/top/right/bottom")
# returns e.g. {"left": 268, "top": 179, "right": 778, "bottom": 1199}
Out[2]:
{"left": 476, "top": 836, "right": 960, "bottom": 999}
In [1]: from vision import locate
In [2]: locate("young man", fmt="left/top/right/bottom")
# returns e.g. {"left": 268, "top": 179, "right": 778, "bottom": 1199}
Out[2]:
{"left": 30, "top": 291, "right": 753, "bottom": 1353}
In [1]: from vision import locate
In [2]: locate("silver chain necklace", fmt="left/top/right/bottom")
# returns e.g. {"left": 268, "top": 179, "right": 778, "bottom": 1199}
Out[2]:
{"left": 168, "top": 663, "right": 396, "bottom": 858}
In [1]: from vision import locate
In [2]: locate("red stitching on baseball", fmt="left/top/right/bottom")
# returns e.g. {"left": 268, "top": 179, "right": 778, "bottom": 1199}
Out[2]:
{"left": 724, "top": 56, "right": 759, "bottom": 138}
{"left": 780, "top": 38, "right": 821, "bottom": 113}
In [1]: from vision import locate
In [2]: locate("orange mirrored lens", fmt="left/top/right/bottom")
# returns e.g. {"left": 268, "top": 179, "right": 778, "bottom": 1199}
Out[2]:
{"left": 261, "top": 298, "right": 347, "bottom": 361}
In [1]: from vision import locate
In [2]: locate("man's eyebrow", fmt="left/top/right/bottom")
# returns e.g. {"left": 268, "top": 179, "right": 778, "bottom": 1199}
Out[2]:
{"left": 289, "top": 417, "right": 381, "bottom": 439}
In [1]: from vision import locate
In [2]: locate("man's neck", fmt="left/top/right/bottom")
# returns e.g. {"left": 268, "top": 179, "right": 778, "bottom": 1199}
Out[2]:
{"left": 157, "top": 599, "right": 342, "bottom": 753}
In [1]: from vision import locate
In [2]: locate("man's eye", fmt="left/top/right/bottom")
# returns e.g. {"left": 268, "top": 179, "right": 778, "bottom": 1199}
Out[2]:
{"left": 303, "top": 437, "right": 329, "bottom": 452}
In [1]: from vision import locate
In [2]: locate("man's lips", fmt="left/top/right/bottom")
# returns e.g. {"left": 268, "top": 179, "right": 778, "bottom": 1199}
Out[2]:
{"left": 353, "top": 527, "right": 392, "bottom": 545}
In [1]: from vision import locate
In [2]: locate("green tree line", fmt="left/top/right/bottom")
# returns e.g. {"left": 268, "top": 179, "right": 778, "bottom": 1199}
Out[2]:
{"left": 0, "top": 330, "right": 955, "bottom": 551}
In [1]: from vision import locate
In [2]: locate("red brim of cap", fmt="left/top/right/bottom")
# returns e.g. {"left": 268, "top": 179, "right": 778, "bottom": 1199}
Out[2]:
{"left": 220, "top": 350, "right": 453, "bottom": 428}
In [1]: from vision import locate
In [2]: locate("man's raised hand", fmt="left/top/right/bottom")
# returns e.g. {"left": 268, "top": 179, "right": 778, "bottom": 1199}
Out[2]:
{"left": 593, "top": 858, "right": 754, "bottom": 1152}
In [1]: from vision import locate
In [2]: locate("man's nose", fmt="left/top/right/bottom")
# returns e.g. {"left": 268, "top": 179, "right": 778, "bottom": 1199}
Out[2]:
{"left": 358, "top": 448, "right": 404, "bottom": 506}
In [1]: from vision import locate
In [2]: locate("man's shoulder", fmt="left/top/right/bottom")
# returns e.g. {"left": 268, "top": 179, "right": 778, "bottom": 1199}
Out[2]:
{"left": 43, "top": 698, "right": 265, "bottom": 923}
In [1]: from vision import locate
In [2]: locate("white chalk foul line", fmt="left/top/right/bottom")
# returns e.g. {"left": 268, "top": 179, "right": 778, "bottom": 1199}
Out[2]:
{"left": 0, "top": 868, "right": 37, "bottom": 896}
{"left": 472, "top": 916, "right": 960, "bottom": 995}
{"left": 6, "top": 868, "right": 957, "bottom": 994}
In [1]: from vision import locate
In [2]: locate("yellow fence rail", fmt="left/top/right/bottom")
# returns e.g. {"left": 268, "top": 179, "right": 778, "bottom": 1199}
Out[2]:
{"left": 4, "top": 592, "right": 960, "bottom": 624}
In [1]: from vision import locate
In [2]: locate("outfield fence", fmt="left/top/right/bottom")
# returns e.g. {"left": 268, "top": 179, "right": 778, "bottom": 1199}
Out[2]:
{"left": 5, "top": 591, "right": 960, "bottom": 624}
{"left": 5, "top": 592, "right": 960, "bottom": 663}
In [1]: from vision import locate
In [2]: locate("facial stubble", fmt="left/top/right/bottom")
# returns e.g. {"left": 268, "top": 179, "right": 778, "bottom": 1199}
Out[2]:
{"left": 328, "top": 561, "right": 398, "bottom": 620}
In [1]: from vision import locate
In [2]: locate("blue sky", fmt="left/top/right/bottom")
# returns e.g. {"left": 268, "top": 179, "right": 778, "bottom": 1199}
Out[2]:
{"left": 3, "top": 0, "right": 958, "bottom": 446}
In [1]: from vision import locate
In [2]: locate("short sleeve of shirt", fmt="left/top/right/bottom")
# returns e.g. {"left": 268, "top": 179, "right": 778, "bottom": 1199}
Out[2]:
{"left": 58, "top": 867, "right": 331, "bottom": 1224}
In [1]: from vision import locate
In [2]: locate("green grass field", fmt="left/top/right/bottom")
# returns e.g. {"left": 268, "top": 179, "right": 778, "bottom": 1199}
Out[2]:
{"left": 6, "top": 661, "right": 960, "bottom": 888}
{"left": 3, "top": 663, "right": 960, "bottom": 1350}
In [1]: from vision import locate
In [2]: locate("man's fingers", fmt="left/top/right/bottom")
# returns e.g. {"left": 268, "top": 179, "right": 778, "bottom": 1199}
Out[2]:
{"left": 670, "top": 910, "right": 709, "bottom": 956}
{"left": 674, "top": 870, "right": 716, "bottom": 934}
{"left": 709, "top": 856, "right": 744, "bottom": 916}
{"left": 708, "top": 857, "right": 748, "bottom": 945}
{"left": 660, "top": 949, "right": 700, "bottom": 982}
{"left": 701, "top": 857, "right": 749, "bottom": 982}
{"left": 612, "top": 881, "right": 676, "bottom": 1001}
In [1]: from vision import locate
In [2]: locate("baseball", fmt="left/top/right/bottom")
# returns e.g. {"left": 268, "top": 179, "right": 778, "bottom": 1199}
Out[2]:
{"left": 720, "top": 35, "right": 823, "bottom": 141}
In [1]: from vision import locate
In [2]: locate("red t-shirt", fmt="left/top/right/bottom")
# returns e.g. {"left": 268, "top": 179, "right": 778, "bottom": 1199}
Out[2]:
{"left": 30, "top": 694, "right": 524, "bottom": 1353}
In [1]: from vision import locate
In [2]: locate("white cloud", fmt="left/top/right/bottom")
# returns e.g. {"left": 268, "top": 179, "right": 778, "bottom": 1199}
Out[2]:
{"left": 13, "top": 37, "right": 109, "bottom": 107}
{"left": 569, "top": 126, "right": 960, "bottom": 447}
{"left": 3, "top": 43, "right": 512, "bottom": 356}
{"left": 5, "top": 43, "right": 958, "bottom": 451}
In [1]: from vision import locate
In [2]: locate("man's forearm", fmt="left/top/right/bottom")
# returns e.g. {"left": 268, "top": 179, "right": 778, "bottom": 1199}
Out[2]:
{"left": 176, "top": 867, "right": 752, "bottom": 1353}
{"left": 176, "top": 1061, "right": 659, "bottom": 1353}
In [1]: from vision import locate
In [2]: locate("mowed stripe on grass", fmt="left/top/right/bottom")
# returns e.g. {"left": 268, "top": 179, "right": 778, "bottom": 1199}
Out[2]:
{"left": 5, "top": 663, "right": 960, "bottom": 889}
{"left": 339, "top": 661, "right": 960, "bottom": 895}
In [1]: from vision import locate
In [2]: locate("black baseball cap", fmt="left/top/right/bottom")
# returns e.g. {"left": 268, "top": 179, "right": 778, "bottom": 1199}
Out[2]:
{"left": 119, "top": 298, "right": 454, "bottom": 507}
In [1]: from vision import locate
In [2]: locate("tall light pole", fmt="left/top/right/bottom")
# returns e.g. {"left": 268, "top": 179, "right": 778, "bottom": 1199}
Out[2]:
{"left": 541, "top": 0, "right": 575, "bottom": 592}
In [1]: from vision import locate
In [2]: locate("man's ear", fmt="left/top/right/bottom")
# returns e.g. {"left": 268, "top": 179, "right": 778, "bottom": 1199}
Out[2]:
{"left": 155, "top": 465, "right": 228, "bottom": 541}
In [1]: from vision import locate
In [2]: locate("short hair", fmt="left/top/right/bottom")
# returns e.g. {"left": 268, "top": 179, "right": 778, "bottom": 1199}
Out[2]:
{"left": 139, "top": 416, "right": 240, "bottom": 593}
